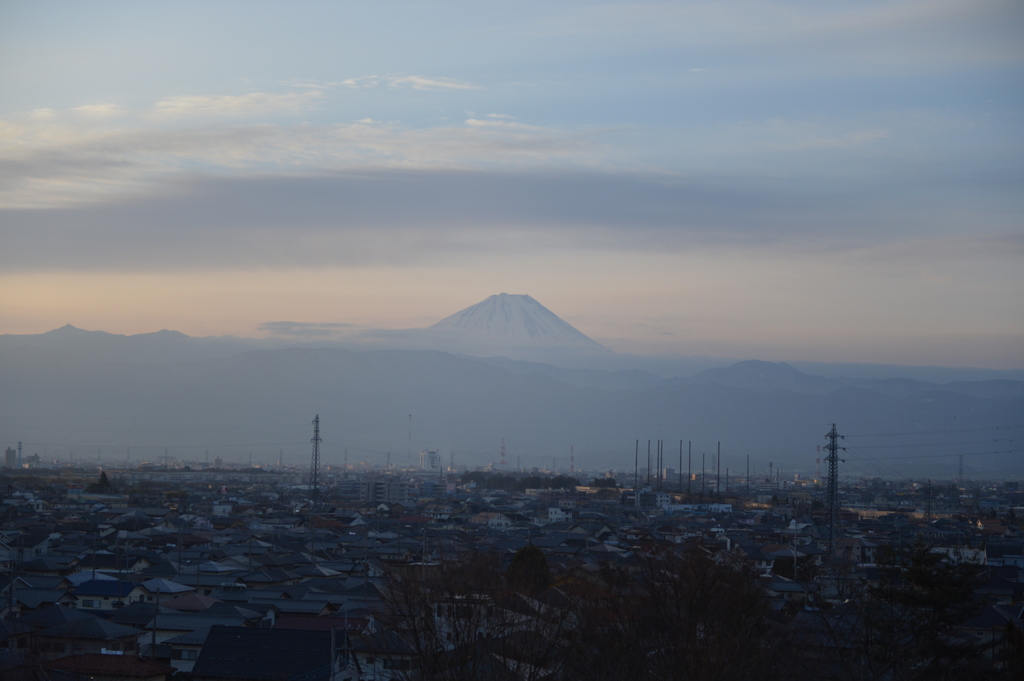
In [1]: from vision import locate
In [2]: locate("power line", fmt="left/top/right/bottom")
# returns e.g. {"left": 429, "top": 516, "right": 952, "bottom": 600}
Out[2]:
{"left": 846, "top": 425, "right": 1020, "bottom": 439}
{"left": 846, "top": 447, "right": 1024, "bottom": 462}
{"left": 846, "top": 438, "right": 1016, "bottom": 450}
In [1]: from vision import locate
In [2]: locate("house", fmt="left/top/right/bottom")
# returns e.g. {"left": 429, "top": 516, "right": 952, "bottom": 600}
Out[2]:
{"left": 73, "top": 579, "right": 146, "bottom": 610}
{"left": 350, "top": 629, "right": 416, "bottom": 680}
{"left": 31, "top": 615, "right": 144, "bottom": 660}
{"left": 143, "top": 612, "right": 255, "bottom": 645}
{"left": 834, "top": 538, "right": 878, "bottom": 564}
{"left": 468, "top": 513, "right": 513, "bottom": 530}
{"left": 191, "top": 625, "right": 348, "bottom": 681}
{"left": 165, "top": 626, "right": 212, "bottom": 673}
{"left": 44, "top": 653, "right": 174, "bottom": 681}
{"left": 547, "top": 508, "right": 572, "bottom": 524}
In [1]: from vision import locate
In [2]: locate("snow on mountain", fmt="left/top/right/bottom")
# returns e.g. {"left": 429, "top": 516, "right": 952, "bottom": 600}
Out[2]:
{"left": 429, "top": 293, "right": 608, "bottom": 351}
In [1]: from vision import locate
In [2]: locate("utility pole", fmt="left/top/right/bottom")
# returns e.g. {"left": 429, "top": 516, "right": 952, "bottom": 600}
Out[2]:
{"left": 634, "top": 440, "right": 638, "bottom": 491}
{"left": 310, "top": 415, "right": 322, "bottom": 512}
{"left": 687, "top": 441, "right": 691, "bottom": 496}
{"left": 656, "top": 441, "right": 661, "bottom": 490}
{"left": 825, "top": 423, "right": 846, "bottom": 562}
{"left": 646, "top": 440, "right": 651, "bottom": 487}
{"left": 659, "top": 440, "right": 664, "bottom": 490}
{"left": 655, "top": 441, "right": 659, "bottom": 490}
{"left": 717, "top": 441, "right": 721, "bottom": 496}
{"left": 926, "top": 479, "right": 933, "bottom": 523}
{"left": 679, "top": 440, "right": 683, "bottom": 493}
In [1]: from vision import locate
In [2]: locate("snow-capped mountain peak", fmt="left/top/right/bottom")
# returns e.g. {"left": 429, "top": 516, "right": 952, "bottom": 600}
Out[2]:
{"left": 429, "top": 293, "right": 607, "bottom": 351}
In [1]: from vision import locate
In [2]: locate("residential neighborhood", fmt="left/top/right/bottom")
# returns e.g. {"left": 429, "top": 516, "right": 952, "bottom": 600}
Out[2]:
{"left": 0, "top": 459, "right": 1022, "bottom": 680}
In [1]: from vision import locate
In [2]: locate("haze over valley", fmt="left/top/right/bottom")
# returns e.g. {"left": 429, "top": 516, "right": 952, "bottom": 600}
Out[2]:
{"left": 2, "top": 294, "right": 1021, "bottom": 480}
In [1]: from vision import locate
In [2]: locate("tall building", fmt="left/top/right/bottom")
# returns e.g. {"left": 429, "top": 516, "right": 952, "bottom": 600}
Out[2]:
{"left": 419, "top": 449, "right": 441, "bottom": 473}
{"left": 360, "top": 477, "right": 410, "bottom": 505}
{"left": 4, "top": 447, "right": 15, "bottom": 468}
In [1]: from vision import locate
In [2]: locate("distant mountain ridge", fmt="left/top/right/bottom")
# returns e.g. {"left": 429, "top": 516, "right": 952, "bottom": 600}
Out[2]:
{"left": 0, "top": 324, "right": 258, "bottom": 365}
{"left": 1, "top": 341, "right": 1021, "bottom": 477}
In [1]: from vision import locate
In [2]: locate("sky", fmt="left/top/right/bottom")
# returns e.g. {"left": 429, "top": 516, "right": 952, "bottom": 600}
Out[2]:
{"left": 1, "top": 0, "right": 1022, "bottom": 368}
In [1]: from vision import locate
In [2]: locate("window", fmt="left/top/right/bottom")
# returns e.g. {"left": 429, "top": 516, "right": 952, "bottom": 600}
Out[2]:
{"left": 82, "top": 599, "right": 100, "bottom": 608}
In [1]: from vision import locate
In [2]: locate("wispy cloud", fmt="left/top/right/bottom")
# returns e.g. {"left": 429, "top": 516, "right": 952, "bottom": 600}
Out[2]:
{"left": 258, "top": 321, "right": 361, "bottom": 339}
{"left": 0, "top": 96, "right": 601, "bottom": 208}
{"left": 339, "top": 75, "right": 477, "bottom": 91}
{"left": 537, "top": 1, "right": 1024, "bottom": 72}
{"left": 386, "top": 75, "right": 476, "bottom": 91}
{"left": 150, "top": 91, "right": 323, "bottom": 119}
{"left": 72, "top": 103, "right": 125, "bottom": 117}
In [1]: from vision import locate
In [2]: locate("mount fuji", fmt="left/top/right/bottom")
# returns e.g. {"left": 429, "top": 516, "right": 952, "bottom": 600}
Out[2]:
{"left": 328, "top": 293, "right": 611, "bottom": 362}
{"left": 428, "top": 293, "right": 608, "bottom": 352}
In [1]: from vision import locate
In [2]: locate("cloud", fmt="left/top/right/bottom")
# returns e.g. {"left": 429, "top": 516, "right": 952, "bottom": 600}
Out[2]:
{"left": 72, "top": 103, "right": 124, "bottom": 117}
{"left": 0, "top": 104, "right": 603, "bottom": 208}
{"left": 338, "top": 75, "right": 476, "bottom": 91}
{"left": 530, "top": 1, "right": 1024, "bottom": 80}
{"left": 2, "top": 167, "right": 1019, "bottom": 275}
{"left": 258, "top": 321, "right": 361, "bottom": 339}
{"left": 150, "top": 91, "right": 323, "bottom": 119}
{"left": 385, "top": 75, "right": 476, "bottom": 91}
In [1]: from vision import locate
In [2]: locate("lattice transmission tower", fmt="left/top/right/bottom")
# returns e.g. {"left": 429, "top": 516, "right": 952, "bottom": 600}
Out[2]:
{"left": 310, "top": 414, "right": 322, "bottom": 510}
{"left": 825, "top": 423, "right": 845, "bottom": 561}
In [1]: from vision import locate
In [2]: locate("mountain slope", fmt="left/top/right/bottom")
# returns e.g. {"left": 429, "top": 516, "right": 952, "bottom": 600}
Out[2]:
{"left": 428, "top": 293, "right": 608, "bottom": 352}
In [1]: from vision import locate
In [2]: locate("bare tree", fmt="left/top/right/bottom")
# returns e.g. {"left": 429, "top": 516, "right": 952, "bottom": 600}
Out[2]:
{"left": 380, "top": 551, "right": 574, "bottom": 680}
{"left": 566, "top": 545, "right": 788, "bottom": 681}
